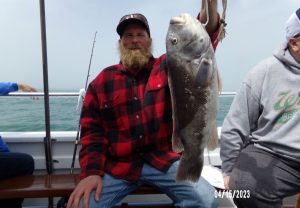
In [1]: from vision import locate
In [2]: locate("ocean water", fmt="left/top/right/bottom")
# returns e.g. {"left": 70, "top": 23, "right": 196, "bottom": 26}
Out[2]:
{"left": 0, "top": 95, "right": 233, "bottom": 132}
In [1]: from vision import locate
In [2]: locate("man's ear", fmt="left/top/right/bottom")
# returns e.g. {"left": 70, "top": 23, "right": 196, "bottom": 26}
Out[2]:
{"left": 288, "top": 38, "right": 299, "bottom": 51}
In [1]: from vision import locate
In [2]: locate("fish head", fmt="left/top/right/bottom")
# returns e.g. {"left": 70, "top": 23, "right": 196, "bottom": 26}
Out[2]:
{"left": 166, "top": 13, "right": 211, "bottom": 60}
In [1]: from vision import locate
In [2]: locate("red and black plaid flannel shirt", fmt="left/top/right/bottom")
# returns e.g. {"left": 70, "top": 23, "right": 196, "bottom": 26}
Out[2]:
{"left": 79, "top": 27, "right": 219, "bottom": 182}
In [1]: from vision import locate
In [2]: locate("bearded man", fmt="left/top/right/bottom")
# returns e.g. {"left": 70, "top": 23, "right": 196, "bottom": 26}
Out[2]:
{"left": 68, "top": 1, "right": 221, "bottom": 207}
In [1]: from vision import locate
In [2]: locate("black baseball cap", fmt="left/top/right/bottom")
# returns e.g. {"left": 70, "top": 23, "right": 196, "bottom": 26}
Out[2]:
{"left": 116, "top": 13, "right": 150, "bottom": 37}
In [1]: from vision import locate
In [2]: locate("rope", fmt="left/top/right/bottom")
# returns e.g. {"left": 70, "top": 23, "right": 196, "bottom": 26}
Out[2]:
{"left": 203, "top": 0, "right": 210, "bottom": 26}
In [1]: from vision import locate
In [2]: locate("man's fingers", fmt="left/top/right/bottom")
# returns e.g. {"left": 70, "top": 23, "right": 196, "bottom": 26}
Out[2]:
{"left": 67, "top": 188, "right": 83, "bottom": 208}
{"left": 66, "top": 175, "right": 101, "bottom": 208}
{"left": 95, "top": 183, "right": 102, "bottom": 201}
{"left": 66, "top": 193, "right": 74, "bottom": 208}
{"left": 73, "top": 193, "right": 81, "bottom": 208}
{"left": 83, "top": 190, "right": 91, "bottom": 208}
{"left": 223, "top": 176, "right": 230, "bottom": 190}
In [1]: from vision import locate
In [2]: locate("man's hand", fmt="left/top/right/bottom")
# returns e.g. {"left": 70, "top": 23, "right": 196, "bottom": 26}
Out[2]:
{"left": 18, "top": 83, "right": 37, "bottom": 92}
{"left": 223, "top": 175, "right": 230, "bottom": 190}
{"left": 199, "top": 0, "right": 219, "bottom": 35}
{"left": 67, "top": 175, "right": 103, "bottom": 208}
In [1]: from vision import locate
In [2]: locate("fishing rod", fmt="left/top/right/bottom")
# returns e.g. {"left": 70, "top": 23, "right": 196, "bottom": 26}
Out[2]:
{"left": 70, "top": 31, "right": 97, "bottom": 174}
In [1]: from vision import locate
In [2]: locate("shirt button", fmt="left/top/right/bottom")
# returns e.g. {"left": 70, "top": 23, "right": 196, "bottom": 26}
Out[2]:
{"left": 136, "top": 114, "right": 140, "bottom": 119}
{"left": 157, "top": 84, "right": 161, "bottom": 87}
{"left": 134, "top": 96, "right": 138, "bottom": 100}
{"left": 139, "top": 135, "right": 143, "bottom": 139}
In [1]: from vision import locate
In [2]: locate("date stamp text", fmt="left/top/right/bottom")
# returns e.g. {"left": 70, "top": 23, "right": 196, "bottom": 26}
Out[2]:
{"left": 214, "top": 190, "right": 251, "bottom": 198}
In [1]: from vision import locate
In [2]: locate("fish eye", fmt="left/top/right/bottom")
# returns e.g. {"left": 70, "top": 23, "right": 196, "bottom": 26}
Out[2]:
{"left": 171, "top": 37, "right": 178, "bottom": 45}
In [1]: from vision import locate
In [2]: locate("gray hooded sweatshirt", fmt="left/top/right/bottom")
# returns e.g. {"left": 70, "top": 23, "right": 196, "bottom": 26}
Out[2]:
{"left": 220, "top": 43, "right": 300, "bottom": 176}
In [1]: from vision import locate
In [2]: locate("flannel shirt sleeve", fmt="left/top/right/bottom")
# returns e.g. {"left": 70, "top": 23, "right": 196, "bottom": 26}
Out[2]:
{"left": 79, "top": 83, "right": 108, "bottom": 179}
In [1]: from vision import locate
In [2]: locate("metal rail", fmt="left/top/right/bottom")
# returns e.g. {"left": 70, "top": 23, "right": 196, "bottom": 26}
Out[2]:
{"left": 7, "top": 92, "right": 80, "bottom": 96}
{"left": 6, "top": 91, "right": 236, "bottom": 97}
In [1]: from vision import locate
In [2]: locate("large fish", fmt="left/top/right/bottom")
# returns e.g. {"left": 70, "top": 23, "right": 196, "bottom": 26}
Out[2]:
{"left": 166, "top": 13, "right": 220, "bottom": 182}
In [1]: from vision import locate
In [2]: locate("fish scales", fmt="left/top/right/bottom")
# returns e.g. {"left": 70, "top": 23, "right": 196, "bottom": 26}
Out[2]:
{"left": 166, "top": 13, "right": 220, "bottom": 182}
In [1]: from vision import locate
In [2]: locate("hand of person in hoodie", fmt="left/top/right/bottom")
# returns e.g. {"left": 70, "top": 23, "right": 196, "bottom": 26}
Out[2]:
{"left": 223, "top": 175, "right": 230, "bottom": 190}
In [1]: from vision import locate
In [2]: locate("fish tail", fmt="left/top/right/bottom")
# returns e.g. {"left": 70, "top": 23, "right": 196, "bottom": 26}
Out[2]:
{"left": 207, "top": 121, "right": 219, "bottom": 150}
{"left": 176, "top": 153, "right": 204, "bottom": 182}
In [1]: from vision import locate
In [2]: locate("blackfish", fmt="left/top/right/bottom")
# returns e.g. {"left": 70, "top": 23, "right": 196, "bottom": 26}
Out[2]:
{"left": 166, "top": 13, "right": 221, "bottom": 182}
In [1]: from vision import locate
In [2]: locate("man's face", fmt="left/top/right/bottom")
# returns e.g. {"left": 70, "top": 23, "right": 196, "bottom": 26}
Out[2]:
{"left": 288, "top": 35, "right": 300, "bottom": 63}
{"left": 118, "top": 23, "right": 152, "bottom": 71}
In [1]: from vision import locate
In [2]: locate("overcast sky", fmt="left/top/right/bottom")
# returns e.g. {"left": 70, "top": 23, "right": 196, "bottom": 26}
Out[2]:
{"left": 0, "top": 0, "right": 298, "bottom": 92}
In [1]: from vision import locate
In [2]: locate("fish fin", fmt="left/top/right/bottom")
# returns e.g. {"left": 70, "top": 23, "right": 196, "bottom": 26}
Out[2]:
{"left": 172, "top": 133, "right": 184, "bottom": 153}
{"left": 176, "top": 153, "right": 204, "bottom": 182}
{"left": 207, "top": 122, "right": 219, "bottom": 150}
{"left": 194, "top": 58, "right": 212, "bottom": 87}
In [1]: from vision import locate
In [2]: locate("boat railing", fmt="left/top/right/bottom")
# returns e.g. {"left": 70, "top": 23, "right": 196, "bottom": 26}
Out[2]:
{"left": 7, "top": 92, "right": 81, "bottom": 96}
{"left": 6, "top": 91, "right": 237, "bottom": 96}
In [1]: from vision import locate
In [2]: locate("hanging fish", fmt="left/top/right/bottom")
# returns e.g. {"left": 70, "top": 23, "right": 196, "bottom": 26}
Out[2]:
{"left": 166, "top": 13, "right": 221, "bottom": 182}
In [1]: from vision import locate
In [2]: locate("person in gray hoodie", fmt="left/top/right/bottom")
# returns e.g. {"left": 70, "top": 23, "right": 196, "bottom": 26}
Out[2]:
{"left": 220, "top": 8, "right": 300, "bottom": 208}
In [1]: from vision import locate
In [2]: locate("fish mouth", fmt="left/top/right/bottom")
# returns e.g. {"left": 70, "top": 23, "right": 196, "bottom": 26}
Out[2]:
{"left": 170, "top": 13, "right": 189, "bottom": 25}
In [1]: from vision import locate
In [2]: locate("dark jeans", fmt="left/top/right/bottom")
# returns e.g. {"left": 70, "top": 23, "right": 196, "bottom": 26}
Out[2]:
{"left": 0, "top": 152, "right": 34, "bottom": 208}
{"left": 229, "top": 144, "right": 300, "bottom": 208}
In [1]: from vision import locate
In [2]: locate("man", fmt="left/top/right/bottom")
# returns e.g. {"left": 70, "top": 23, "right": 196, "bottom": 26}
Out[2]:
{"left": 220, "top": 8, "right": 300, "bottom": 208}
{"left": 67, "top": 1, "right": 220, "bottom": 207}
{"left": 0, "top": 81, "right": 36, "bottom": 208}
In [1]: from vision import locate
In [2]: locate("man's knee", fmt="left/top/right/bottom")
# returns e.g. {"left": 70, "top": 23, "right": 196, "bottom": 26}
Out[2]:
{"left": 19, "top": 153, "right": 34, "bottom": 175}
{"left": 174, "top": 193, "right": 217, "bottom": 208}
{"left": 228, "top": 172, "right": 253, "bottom": 191}
{"left": 229, "top": 169, "right": 282, "bottom": 208}
{"left": 174, "top": 179, "right": 218, "bottom": 208}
